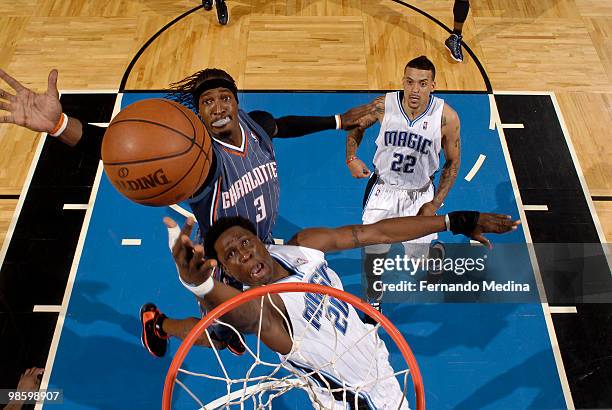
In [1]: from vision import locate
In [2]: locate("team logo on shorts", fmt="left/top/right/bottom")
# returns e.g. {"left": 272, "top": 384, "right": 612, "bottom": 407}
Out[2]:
{"left": 294, "top": 258, "right": 308, "bottom": 266}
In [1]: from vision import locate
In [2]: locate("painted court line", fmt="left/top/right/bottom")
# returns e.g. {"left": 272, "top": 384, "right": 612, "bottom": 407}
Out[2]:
{"left": 550, "top": 92, "right": 612, "bottom": 272}
{"left": 489, "top": 94, "right": 575, "bottom": 410}
{"left": 170, "top": 204, "right": 196, "bottom": 220}
{"left": 35, "top": 92, "right": 124, "bottom": 410}
{"left": 33, "top": 305, "right": 62, "bottom": 313}
{"left": 464, "top": 154, "right": 486, "bottom": 182}
{"left": 122, "top": 239, "right": 142, "bottom": 246}
{"left": 501, "top": 123, "right": 524, "bottom": 129}
{"left": 0, "top": 133, "right": 47, "bottom": 269}
{"left": 88, "top": 122, "right": 109, "bottom": 128}
{"left": 550, "top": 306, "right": 578, "bottom": 314}
{"left": 63, "top": 204, "right": 89, "bottom": 210}
{"left": 523, "top": 205, "right": 549, "bottom": 211}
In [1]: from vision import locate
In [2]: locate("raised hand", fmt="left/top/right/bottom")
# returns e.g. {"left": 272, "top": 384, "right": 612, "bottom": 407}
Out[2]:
{"left": 164, "top": 217, "right": 217, "bottom": 286}
{"left": 0, "top": 68, "right": 62, "bottom": 132}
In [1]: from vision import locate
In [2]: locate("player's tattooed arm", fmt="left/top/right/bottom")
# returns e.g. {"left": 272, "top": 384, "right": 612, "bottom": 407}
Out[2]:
{"left": 344, "top": 96, "right": 385, "bottom": 178}
{"left": 418, "top": 105, "right": 461, "bottom": 216}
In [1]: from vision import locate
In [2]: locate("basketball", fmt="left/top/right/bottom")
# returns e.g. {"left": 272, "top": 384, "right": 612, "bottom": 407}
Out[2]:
{"left": 101, "top": 98, "right": 212, "bottom": 206}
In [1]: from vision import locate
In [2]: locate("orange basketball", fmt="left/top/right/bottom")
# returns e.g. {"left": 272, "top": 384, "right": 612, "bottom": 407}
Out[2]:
{"left": 101, "top": 98, "right": 212, "bottom": 206}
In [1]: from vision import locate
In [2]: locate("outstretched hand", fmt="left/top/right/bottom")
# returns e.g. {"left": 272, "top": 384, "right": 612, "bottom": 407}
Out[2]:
{"left": 0, "top": 68, "right": 62, "bottom": 132}
{"left": 164, "top": 217, "right": 217, "bottom": 286}
{"left": 470, "top": 213, "right": 520, "bottom": 249}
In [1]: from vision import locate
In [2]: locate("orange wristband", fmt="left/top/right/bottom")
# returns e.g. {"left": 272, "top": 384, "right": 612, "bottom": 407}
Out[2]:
{"left": 346, "top": 156, "right": 358, "bottom": 165}
{"left": 50, "top": 113, "right": 68, "bottom": 137}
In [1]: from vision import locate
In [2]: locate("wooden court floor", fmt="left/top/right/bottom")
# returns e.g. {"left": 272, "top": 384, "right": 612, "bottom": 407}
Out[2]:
{"left": 0, "top": 0, "right": 610, "bottom": 408}
{"left": 0, "top": 0, "right": 611, "bottom": 243}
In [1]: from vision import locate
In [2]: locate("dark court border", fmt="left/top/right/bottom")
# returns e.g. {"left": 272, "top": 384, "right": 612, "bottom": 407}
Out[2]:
{"left": 121, "top": 89, "right": 490, "bottom": 94}
{"left": 0, "top": 195, "right": 19, "bottom": 199}
{"left": 119, "top": 2, "right": 492, "bottom": 93}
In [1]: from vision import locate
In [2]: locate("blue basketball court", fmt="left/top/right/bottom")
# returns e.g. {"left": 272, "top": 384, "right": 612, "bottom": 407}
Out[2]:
{"left": 44, "top": 92, "right": 566, "bottom": 409}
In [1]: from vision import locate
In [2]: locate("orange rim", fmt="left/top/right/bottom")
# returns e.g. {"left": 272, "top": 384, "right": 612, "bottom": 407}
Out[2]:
{"left": 163, "top": 282, "right": 425, "bottom": 410}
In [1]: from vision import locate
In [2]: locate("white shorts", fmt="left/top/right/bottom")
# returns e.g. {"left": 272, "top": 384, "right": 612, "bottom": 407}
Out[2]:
{"left": 362, "top": 176, "right": 437, "bottom": 256}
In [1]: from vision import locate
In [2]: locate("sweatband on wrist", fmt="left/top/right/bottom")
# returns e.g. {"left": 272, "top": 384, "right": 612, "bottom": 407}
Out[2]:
{"left": 50, "top": 113, "right": 68, "bottom": 137}
{"left": 178, "top": 270, "right": 215, "bottom": 298}
{"left": 448, "top": 211, "right": 480, "bottom": 235}
{"left": 346, "top": 155, "right": 358, "bottom": 165}
{"left": 444, "top": 214, "right": 451, "bottom": 231}
{"left": 335, "top": 114, "right": 342, "bottom": 130}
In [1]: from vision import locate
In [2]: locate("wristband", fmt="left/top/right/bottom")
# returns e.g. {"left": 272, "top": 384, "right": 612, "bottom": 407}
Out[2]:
{"left": 448, "top": 211, "right": 480, "bottom": 235}
{"left": 178, "top": 269, "right": 215, "bottom": 298}
{"left": 346, "top": 155, "right": 358, "bottom": 165}
{"left": 335, "top": 114, "right": 342, "bottom": 130}
{"left": 50, "top": 113, "right": 68, "bottom": 137}
{"left": 444, "top": 214, "right": 451, "bottom": 231}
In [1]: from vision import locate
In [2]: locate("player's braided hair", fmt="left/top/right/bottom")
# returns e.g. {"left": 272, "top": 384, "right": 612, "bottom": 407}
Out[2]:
{"left": 204, "top": 216, "right": 257, "bottom": 262}
{"left": 166, "top": 68, "right": 239, "bottom": 113}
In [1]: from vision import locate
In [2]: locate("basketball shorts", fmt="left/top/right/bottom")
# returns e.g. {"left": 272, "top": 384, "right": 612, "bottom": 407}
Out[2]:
{"left": 362, "top": 176, "right": 437, "bottom": 257}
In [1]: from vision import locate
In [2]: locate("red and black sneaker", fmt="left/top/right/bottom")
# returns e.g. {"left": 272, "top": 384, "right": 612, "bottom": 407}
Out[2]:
{"left": 210, "top": 329, "right": 246, "bottom": 356}
{"left": 140, "top": 303, "right": 169, "bottom": 358}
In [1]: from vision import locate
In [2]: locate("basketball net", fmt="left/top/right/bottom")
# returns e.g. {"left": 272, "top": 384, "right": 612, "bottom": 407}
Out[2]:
{"left": 163, "top": 283, "right": 425, "bottom": 410}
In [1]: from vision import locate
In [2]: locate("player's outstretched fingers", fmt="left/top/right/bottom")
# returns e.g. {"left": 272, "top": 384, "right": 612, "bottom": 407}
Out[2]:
{"left": 0, "top": 68, "right": 26, "bottom": 92}
{"left": 472, "top": 234, "right": 492, "bottom": 250}
{"left": 164, "top": 217, "right": 181, "bottom": 250}
{"left": 0, "top": 87, "right": 15, "bottom": 102}
{"left": 47, "top": 69, "right": 59, "bottom": 99}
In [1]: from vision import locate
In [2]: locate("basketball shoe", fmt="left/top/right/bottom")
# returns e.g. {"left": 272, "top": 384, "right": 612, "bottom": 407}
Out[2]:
{"left": 140, "top": 303, "right": 169, "bottom": 358}
{"left": 445, "top": 33, "right": 464, "bottom": 62}
{"left": 216, "top": 0, "right": 229, "bottom": 25}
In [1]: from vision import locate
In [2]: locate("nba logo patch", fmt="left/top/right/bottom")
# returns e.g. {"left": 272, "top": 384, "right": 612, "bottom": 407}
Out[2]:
{"left": 252, "top": 132, "right": 259, "bottom": 142}
{"left": 423, "top": 121, "right": 428, "bottom": 130}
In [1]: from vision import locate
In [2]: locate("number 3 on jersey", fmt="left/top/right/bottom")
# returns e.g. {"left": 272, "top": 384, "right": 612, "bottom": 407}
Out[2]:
{"left": 390, "top": 153, "right": 416, "bottom": 173}
{"left": 254, "top": 195, "right": 267, "bottom": 222}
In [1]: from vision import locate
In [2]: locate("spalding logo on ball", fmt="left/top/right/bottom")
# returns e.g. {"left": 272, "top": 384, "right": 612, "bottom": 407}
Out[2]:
{"left": 101, "top": 98, "right": 212, "bottom": 206}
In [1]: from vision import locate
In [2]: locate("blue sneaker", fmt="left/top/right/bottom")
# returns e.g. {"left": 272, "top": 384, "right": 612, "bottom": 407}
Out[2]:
{"left": 445, "top": 34, "right": 464, "bottom": 62}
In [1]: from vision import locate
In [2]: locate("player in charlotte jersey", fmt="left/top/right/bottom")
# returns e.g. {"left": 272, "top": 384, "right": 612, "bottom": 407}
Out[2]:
{"left": 343, "top": 56, "right": 461, "bottom": 316}
{"left": 142, "top": 211, "right": 518, "bottom": 408}
{"left": 0, "top": 67, "right": 367, "bottom": 355}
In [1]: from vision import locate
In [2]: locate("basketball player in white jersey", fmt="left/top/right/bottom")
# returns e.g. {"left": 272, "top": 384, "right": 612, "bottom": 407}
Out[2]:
{"left": 150, "top": 211, "right": 518, "bottom": 409}
{"left": 345, "top": 56, "right": 461, "bottom": 313}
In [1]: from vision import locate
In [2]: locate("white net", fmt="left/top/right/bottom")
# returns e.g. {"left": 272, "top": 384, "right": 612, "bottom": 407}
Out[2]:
{"left": 169, "top": 289, "right": 416, "bottom": 410}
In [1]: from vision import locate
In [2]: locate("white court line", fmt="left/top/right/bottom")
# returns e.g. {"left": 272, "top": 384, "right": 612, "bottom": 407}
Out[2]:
{"left": 122, "top": 239, "right": 142, "bottom": 246}
{"left": 36, "top": 92, "right": 124, "bottom": 410}
{"left": 523, "top": 205, "right": 549, "bottom": 211}
{"left": 464, "top": 154, "right": 486, "bottom": 182}
{"left": 170, "top": 204, "right": 196, "bottom": 219}
{"left": 32, "top": 305, "right": 62, "bottom": 313}
{"left": 501, "top": 123, "right": 524, "bottom": 129}
{"left": 489, "top": 94, "right": 575, "bottom": 410}
{"left": 550, "top": 93, "right": 612, "bottom": 259}
{"left": 88, "top": 122, "right": 109, "bottom": 128}
{"left": 494, "top": 90, "right": 555, "bottom": 96}
{"left": 59, "top": 89, "right": 119, "bottom": 94}
{"left": 469, "top": 240, "right": 484, "bottom": 246}
{"left": 488, "top": 96, "right": 496, "bottom": 130}
{"left": 273, "top": 238, "right": 284, "bottom": 245}
{"left": 550, "top": 306, "right": 578, "bottom": 314}
{"left": 63, "top": 204, "right": 88, "bottom": 210}
{"left": 33, "top": 305, "right": 63, "bottom": 313}
{"left": 0, "top": 134, "right": 47, "bottom": 267}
